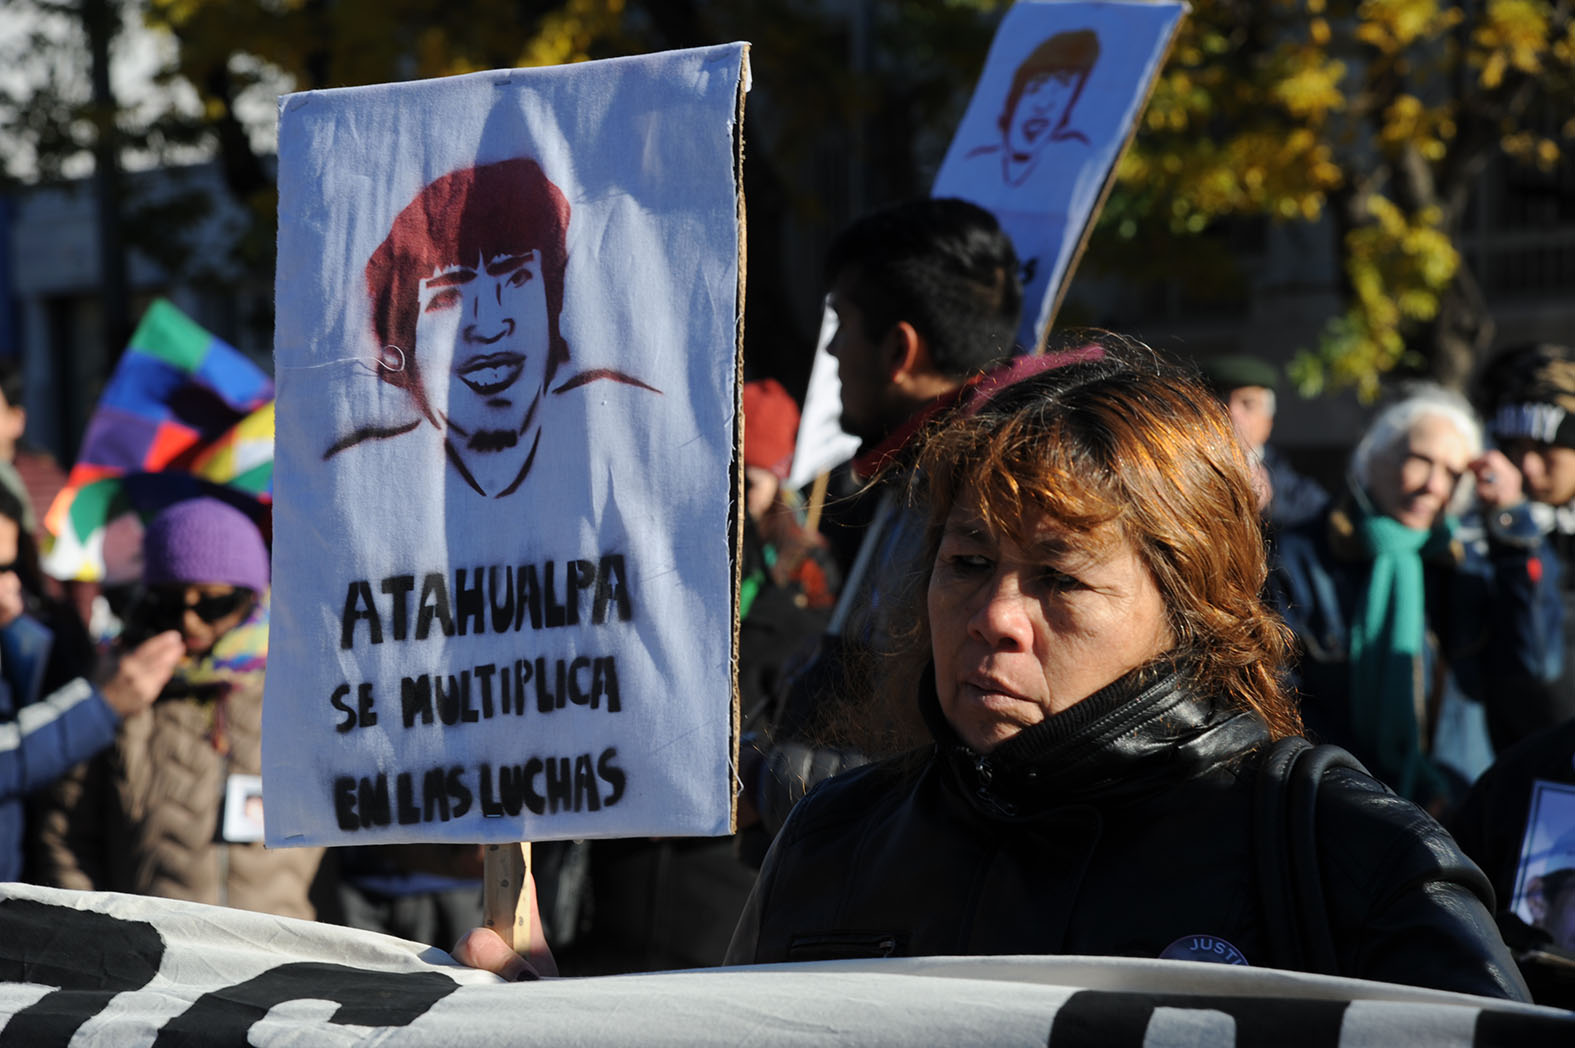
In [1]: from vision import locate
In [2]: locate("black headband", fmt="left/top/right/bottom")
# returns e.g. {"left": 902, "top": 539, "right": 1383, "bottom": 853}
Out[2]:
{"left": 1491, "top": 401, "right": 1575, "bottom": 450}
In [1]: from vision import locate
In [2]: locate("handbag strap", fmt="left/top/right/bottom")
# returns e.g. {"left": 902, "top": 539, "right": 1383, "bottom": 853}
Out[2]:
{"left": 1254, "top": 736, "right": 1369, "bottom": 975}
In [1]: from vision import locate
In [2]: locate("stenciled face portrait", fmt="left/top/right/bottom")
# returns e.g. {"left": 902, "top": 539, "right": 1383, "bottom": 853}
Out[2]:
{"left": 1369, "top": 414, "right": 1472, "bottom": 531}
{"left": 927, "top": 503, "right": 1173, "bottom": 753}
{"left": 968, "top": 29, "right": 1099, "bottom": 187}
{"left": 414, "top": 249, "right": 552, "bottom": 496}
{"left": 1006, "top": 71, "right": 1079, "bottom": 163}
{"left": 336, "top": 157, "right": 660, "bottom": 497}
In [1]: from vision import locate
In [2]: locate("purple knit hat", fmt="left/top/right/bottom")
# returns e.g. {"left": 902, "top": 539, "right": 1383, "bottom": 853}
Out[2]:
{"left": 142, "top": 498, "right": 270, "bottom": 593}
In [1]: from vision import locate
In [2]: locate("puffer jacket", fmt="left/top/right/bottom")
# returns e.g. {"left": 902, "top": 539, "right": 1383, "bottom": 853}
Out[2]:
{"left": 1, "top": 614, "right": 119, "bottom": 882}
{"left": 726, "top": 663, "right": 1528, "bottom": 1001}
{"left": 34, "top": 672, "right": 321, "bottom": 919}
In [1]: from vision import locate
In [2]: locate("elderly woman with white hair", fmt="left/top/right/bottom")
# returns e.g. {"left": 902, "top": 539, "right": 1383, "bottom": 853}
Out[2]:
{"left": 1273, "top": 385, "right": 1563, "bottom": 816}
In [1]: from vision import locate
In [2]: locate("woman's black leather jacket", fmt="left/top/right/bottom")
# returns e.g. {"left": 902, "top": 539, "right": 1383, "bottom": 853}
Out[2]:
{"left": 725, "top": 663, "right": 1528, "bottom": 1001}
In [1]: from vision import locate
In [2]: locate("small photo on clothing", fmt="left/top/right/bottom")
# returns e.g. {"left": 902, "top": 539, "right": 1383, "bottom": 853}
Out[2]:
{"left": 222, "top": 773, "right": 266, "bottom": 843}
{"left": 1510, "top": 778, "right": 1575, "bottom": 950}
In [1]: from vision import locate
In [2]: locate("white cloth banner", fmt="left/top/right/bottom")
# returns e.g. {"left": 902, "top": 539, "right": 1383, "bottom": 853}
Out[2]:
{"left": 933, "top": 0, "right": 1185, "bottom": 352}
{"left": 266, "top": 45, "right": 749, "bottom": 847}
{"left": 785, "top": 301, "right": 860, "bottom": 491}
{"left": 2, "top": 885, "right": 1568, "bottom": 1047}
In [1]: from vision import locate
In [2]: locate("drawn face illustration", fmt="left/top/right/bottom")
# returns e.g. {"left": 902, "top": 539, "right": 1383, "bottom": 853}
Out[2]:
{"left": 414, "top": 250, "right": 552, "bottom": 495}
{"left": 985, "top": 30, "right": 1100, "bottom": 187}
{"left": 1006, "top": 71, "right": 1078, "bottom": 160}
{"left": 353, "top": 158, "right": 575, "bottom": 497}
{"left": 344, "top": 158, "right": 659, "bottom": 495}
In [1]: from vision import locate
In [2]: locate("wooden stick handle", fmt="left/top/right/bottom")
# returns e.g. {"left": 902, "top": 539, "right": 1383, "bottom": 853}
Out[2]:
{"left": 804, "top": 470, "right": 831, "bottom": 535}
{"left": 483, "top": 842, "right": 532, "bottom": 953}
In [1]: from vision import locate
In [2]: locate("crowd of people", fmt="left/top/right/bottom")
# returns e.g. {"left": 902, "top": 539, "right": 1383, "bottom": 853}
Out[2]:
{"left": 5, "top": 197, "right": 1575, "bottom": 1011}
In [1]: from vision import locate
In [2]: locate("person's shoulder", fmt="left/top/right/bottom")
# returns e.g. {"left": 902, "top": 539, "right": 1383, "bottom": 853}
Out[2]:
{"left": 776, "top": 751, "right": 929, "bottom": 846}
{"left": 1310, "top": 758, "right": 1529, "bottom": 998}
{"left": 1314, "top": 763, "right": 1478, "bottom": 887}
{"left": 1317, "top": 764, "right": 1432, "bottom": 826}
{"left": 1266, "top": 508, "right": 1339, "bottom": 611}
{"left": 0, "top": 609, "right": 51, "bottom": 645}
{"left": 1496, "top": 717, "right": 1575, "bottom": 774}
{"left": 1269, "top": 505, "right": 1332, "bottom": 559}
{"left": 1465, "top": 718, "right": 1575, "bottom": 805}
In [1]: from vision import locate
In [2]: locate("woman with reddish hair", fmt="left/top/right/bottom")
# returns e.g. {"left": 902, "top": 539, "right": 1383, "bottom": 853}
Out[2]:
{"left": 719, "top": 348, "right": 1522, "bottom": 994}
{"left": 458, "top": 346, "right": 1524, "bottom": 997}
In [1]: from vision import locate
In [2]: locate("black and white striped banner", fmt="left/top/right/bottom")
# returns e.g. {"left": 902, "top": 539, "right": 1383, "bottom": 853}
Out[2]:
{"left": 1, "top": 885, "right": 1568, "bottom": 1046}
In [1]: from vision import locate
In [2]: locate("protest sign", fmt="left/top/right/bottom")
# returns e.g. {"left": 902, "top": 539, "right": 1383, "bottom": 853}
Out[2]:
{"left": 933, "top": 0, "right": 1186, "bottom": 352}
{"left": 265, "top": 44, "right": 750, "bottom": 849}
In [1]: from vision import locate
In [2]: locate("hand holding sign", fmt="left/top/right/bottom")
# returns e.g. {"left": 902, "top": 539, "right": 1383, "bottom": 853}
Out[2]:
{"left": 458, "top": 867, "right": 558, "bottom": 980}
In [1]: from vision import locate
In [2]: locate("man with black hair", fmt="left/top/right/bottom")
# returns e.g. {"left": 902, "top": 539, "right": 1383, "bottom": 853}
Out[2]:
{"left": 816, "top": 197, "right": 1023, "bottom": 570}
{"left": 824, "top": 199, "right": 1024, "bottom": 405}
{"left": 740, "top": 198, "right": 1022, "bottom": 851}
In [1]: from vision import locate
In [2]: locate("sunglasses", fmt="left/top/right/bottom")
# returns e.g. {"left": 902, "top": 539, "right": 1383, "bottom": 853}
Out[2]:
{"left": 138, "top": 587, "right": 255, "bottom": 631}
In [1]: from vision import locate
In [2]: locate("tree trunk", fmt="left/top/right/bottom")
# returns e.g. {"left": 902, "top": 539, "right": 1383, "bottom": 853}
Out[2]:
{"left": 84, "top": 0, "right": 128, "bottom": 370}
{"left": 1420, "top": 261, "right": 1494, "bottom": 393}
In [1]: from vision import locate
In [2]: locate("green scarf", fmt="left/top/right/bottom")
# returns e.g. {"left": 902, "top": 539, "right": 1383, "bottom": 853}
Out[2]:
{"left": 1348, "top": 509, "right": 1453, "bottom": 802}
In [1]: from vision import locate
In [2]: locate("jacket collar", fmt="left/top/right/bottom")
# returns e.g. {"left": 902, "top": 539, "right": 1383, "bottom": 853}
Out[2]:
{"left": 851, "top": 385, "right": 969, "bottom": 481}
{"left": 921, "top": 661, "right": 1270, "bottom": 817}
{"left": 848, "top": 351, "right": 1108, "bottom": 481}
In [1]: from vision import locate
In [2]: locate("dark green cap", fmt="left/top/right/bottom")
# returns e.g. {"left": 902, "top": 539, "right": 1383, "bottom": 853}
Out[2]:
{"left": 1198, "top": 354, "right": 1279, "bottom": 395}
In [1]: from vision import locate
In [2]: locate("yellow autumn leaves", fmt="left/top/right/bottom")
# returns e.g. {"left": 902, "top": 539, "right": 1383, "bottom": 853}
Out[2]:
{"left": 1114, "top": 0, "right": 1571, "bottom": 395}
